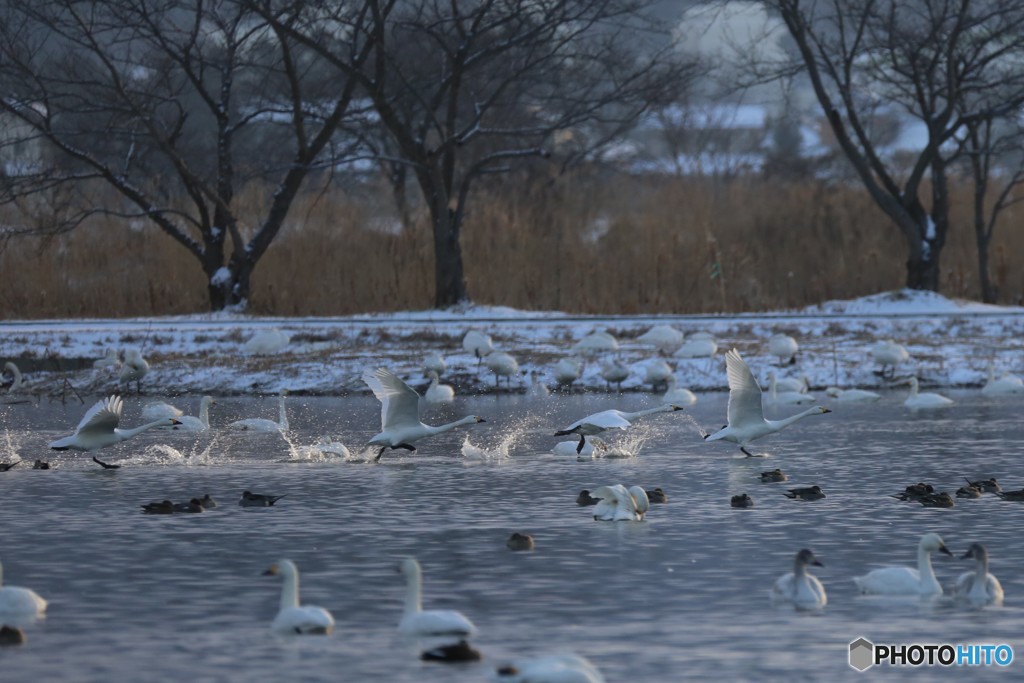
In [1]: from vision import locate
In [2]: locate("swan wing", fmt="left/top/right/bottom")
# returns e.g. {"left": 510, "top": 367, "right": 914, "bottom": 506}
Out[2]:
{"left": 401, "top": 609, "right": 476, "bottom": 636}
{"left": 568, "top": 410, "right": 631, "bottom": 431}
{"left": 75, "top": 396, "right": 122, "bottom": 434}
{"left": 725, "top": 349, "right": 764, "bottom": 427}
{"left": 362, "top": 368, "right": 421, "bottom": 430}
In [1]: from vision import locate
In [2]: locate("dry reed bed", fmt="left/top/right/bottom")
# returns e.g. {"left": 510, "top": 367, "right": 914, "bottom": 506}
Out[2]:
{"left": 1, "top": 174, "right": 1021, "bottom": 318}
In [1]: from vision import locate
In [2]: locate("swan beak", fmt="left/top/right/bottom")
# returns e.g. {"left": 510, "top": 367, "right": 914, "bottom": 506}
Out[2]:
{"left": 938, "top": 545, "right": 953, "bottom": 557}
{"left": 476, "top": 417, "right": 487, "bottom": 423}
{"left": 821, "top": 408, "right": 832, "bottom": 414}
{"left": 262, "top": 565, "right": 279, "bottom": 576}
{"left": 812, "top": 559, "right": 824, "bottom": 567}
{"left": 670, "top": 405, "right": 685, "bottom": 411}
{"left": 170, "top": 418, "right": 183, "bottom": 425}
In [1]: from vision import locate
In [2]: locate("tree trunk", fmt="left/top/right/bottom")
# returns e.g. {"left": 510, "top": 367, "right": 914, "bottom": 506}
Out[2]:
{"left": 431, "top": 207, "right": 467, "bottom": 307}
{"left": 904, "top": 250, "right": 941, "bottom": 291}
{"left": 976, "top": 233, "right": 997, "bottom": 303}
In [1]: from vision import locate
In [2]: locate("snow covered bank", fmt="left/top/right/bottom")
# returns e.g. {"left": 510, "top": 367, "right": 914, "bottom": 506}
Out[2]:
{"left": 1, "top": 289, "right": 1021, "bottom": 398}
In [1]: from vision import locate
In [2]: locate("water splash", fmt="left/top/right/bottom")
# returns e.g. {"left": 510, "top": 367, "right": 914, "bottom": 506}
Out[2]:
{"left": 138, "top": 436, "right": 219, "bottom": 465}
{"left": 0, "top": 423, "right": 23, "bottom": 464}
{"left": 604, "top": 435, "right": 646, "bottom": 459}
{"left": 461, "top": 419, "right": 536, "bottom": 460}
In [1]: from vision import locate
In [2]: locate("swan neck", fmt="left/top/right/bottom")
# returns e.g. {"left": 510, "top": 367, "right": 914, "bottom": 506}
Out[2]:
{"left": 773, "top": 407, "right": 821, "bottom": 429}
{"left": 917, "top": 546, "right": 939, "bottom": 590}
{"left": 120, "top": 419, "right": 173, "bottom": 439}
{"left": 278, "top": 395, "right": 289, "bottom": 429}
{"left": 909, "top": 378, "right": 919, "bottom": 396}
{"left": 281, "top": 570, "right": 300, "bottom": 611}
{"left": 404, "top": 566, "right": 423, "bottom": 614}
{"left": 793, "top": 558, "right": 807, "bottom": 578}
{"left": 625, "top": 405, "right": 670, "bottom": 420}
{"left": 431, "top": 416, "right": 476, "bottom": 434}
{"left": 975, "top": 555, "right": 989, "bottom": 582}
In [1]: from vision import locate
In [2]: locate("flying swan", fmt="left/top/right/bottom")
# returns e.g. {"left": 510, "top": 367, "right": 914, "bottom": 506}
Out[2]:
{"left": 50, "top": 395, "right": 179, "bottom": 451}
{"left": 554, "top": 404, "right": 683, "bottom": 454}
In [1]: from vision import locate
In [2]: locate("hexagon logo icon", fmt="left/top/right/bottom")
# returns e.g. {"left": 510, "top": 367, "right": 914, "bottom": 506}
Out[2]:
{"left": 849, "top": 637, "right": 875, "bottom": 671}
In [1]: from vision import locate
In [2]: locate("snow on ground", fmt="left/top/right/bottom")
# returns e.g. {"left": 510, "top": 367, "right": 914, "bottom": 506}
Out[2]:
{"left": 0, "top": 289, "right": 1022, "bottom": 399}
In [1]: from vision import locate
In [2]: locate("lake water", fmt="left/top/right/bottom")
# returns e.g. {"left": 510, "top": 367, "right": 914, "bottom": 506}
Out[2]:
{"left": 1, "top": 389, "right": 1022, "bottom": 681}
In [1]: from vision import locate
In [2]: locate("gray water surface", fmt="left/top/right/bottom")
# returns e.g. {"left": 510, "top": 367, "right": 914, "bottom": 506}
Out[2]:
{"left": 1, "top": 391, "right": 1022, "bottom": 681}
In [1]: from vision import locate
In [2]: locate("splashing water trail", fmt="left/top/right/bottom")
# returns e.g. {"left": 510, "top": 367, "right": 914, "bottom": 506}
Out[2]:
{"left": 604, "top": 435, "right": 646, "bottom": 459}
{"left": 0, "top": 423, "right": 23, "bottom": 463}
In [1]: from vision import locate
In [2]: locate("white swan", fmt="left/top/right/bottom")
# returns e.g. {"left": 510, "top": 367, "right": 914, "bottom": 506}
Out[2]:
{"left": 93, "top": 348, "right": 120, "bottom": 370}
{"left": 228, "top": 391, "right": 289, "bottom": 432}
{"left": 244, "top": 328, "right": 290, "bottom": 355}
{"left": 661, "top": 375, "right": 697, "bottom": 405}
{"left": 2, "top": 362, "right": 23, "bottom": 393}
{"left": 552, "top": 437, "right": 606, "bottom": 458}
{"left": 637, "top": 325, "right": 683, "bottom": 353}
{"left": 598, "top": 359, "right": 630, "bottom": 391}
{"left": 363, "top": 368, "right": 485, "bottom": 462}
{"left": 494, "top": 653, "right": 606, "bottom": 683}
{"left": 398, "top": 557, "right": 476, "bottom": 637}
{"left": 704, "top": 349, "right": 830, "bottom": 456}
{"left": 674, "top": 332, "right": 718, "bottom": 359}
{"left": 767, "top": 374, "right": 815, "bottom": 405}
{"left": 982, "top": 363, "right": 1024, "bottom": 395}
{"left": 553, "top": 358, "right": 583, "bottom": 387}
{"left": 263, "top": 559, "right": 334, "bottom": 635}
{"left": 554, "top": 404, "right": 683, "bottom": 454}
{"left": 642, "top": 359, "right": 673, "bottom": 391}
{"left": 904, "top": 378, "right": 953, "bottom": 410}
{"left": 314, "top": 435, "right": 351, "bottom": 458}
{"left": 768, "top": 334, "right": 798, "bottom": 365}
{"left": 119, "top": 348, "right": 149, "bottom": 393}
{"left": 872, "top": 339, "right": 909, "bottom": 377}
{"left": 853, "top": 533, "right": 952, "bottom": 596}
{"left": 573, "top": 331, "right": 619, "bottom": 354}
{"left": 0, "top": 560, "right": 47, "bottom": 618}
{"left": 768, "top": 372, "right": 807, "bottom": 394}
{"left": 169, "top": 396, "right": 216, "bottom": 431}
{"left": 423, "top": 351, "right": 447, "bottom": 376}
{"left": 49, "top": 395, "right": 178, "bottom": 451}
{"left": 141, "top": 401, "right": 184, "bottom": 422}
{"left": 770, "top": 548, "right": 827, "bottom": 610}
{"left": 424, "top": 371, "right": 455, "bottom": 404}
{"left": 527, "top": 371, "right": 550, "bottom": 398}
{"left": 590, "top": 484, "right": 649, "bottom": 521}
{"left": 485, "top": 352, "right": 520, "bottom": 387}
{"left": 462, "top": 330, "right": 494, "bottom": 371}
{"left": 954, "top": 543, "right": 1004, "bottom": 606}
{"left": 825, "top": 387, "right": 882, "bottom": 402}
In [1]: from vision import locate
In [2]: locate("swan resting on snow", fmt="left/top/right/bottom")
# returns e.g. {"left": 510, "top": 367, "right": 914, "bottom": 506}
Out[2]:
{"left": 398, "top": 557, "right": 476, "bottom": 637}
{"left": 554, "top": 404, "right": 683, "bottom": 454}
{"left": 50, "top": 395, "right": 179, "bottom": 451}
{"left": 770, "top": 548, "right": 827, "bottom": 610}
{"left": 263, "top": 559, "right": 335, "bottom": 635}
{"left": 853, "top": 533, "right": 952, "bottom": 596}
{"left": 703, "top": 349, "right": 830, "bottom": 456}
{"left": 363, "top": 368, "right": 485, "bottom": 462}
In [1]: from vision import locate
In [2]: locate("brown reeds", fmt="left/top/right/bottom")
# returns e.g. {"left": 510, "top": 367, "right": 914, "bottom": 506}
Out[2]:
{"left": 1, "top": 172, "right": 1020, "bottom": 318}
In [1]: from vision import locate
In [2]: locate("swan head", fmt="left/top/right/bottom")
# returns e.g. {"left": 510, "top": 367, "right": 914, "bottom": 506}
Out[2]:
{"left": 468, "top": 416, "right": 486, "bottom": 423}
{"left": 919, "top": 533, "right": 952, "bottom": 556}
{"left": 399, "top": 557, "right": 422, "bottom": 578}
{"left": 628, "top": 485, "right": 650, "bottom": 515}
{"left": 814, "top": 406, "right": 831, "bottom": 414}
{"left": 263, "top": 559, "right": 298, "bottom": 578}
{"left": 960, "top": 543, "right": 989, "bottom": 562}
{"left": 795, "top": 548, "right": 823, "bottom": 568}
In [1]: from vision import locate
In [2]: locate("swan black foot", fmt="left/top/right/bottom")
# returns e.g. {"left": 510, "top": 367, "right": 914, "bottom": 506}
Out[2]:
{"left": 741, "top": 446, "right": 755, "bottom": 458}
{"left": 576, "top": 435, "right": 586, "bottom": 454}
{"left": 92, "top": 456, "right": 120, "bottom": 469}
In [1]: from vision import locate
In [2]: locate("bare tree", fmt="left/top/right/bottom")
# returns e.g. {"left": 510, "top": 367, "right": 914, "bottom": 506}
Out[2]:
{"left": 765, "top": 0, "right": 1024, "bottom": 293}
{"left": 265, "top": 0, "right": 697, "bottom": 307}
{"left": 0, "top": 0, "right": 375, "bottom": 310}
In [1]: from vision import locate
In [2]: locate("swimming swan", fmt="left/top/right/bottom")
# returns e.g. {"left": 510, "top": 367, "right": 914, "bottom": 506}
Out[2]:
{"left": 169, "top": 396, "right": 216, "bottom": 431}
{"left": 770, "top": 548, "right": 827, "bottom": 609}
{"left": 49, "top": 396, "right": 178, "bottom": 451}
{"left": 767, "top": 373, "right": 815, "bottom": 405}
{"left": 903, "top": 378, "right": 953, "bottom": 410}
{"left": 853, "top": 533, "right": 952, "bottom": 596}
{"left": 0, "top": 560, "right": 47, "bottom": 618}
{"left": 363, "top": 368, "right": 485, "bottom": 462}
{"left": 424, "top": 371, "right": 455, "bottom": 404}
{"left": 228, "top": 391, "right": 289, "bottom": 432}
{"left": 824, "top": 387, "right": 882, "bottom": 402}
{"left": 954, "top": 543, "right": 1004, "bottom": 606}
{"left": 140, "top": 401, "right": 184, "bottom": 421}
{"left": 661, "top": 376, "right": 697, "bottom": 405}
{"left": 982, "top": 363, "right": 1024, "bottom": 395}
{"left": 495, "top": 654, "right": 606, "bottom": 683}
{"left": 590, "top": 484, "right": 649, "bottom": 521}
{"left": 398, "top": 557, "right": 476, "bottom": 637}
{"left": 703, "top": 349, "right": 830, "bottom": 457}
{"left": 554, "top": 404, "right": 684, "bottom": 454}
{"left": 263, "top": 559, "right": 334, "bottom": 635}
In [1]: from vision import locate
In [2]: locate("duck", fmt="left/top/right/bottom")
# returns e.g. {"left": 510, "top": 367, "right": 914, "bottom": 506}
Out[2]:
{"left": 904, "top": 377, "right": 953, "bottom": 410}
{"left": 576, "top": 489, "right": 600, "bottom": 506}
{"left": 363, "top": 368, "right": 485, "bottom": 462}
{"left": 423, "top": 351, "right": 447, "bottom": 377}
{"left": 462, "top": 330, "right": 493, "bottom": 372}
{"left": 598, "top": 359, "right": 630, "bottom": 391}
{"left": 767, "top": 373, "right": 815, "bottom": 405}
{"left": 703, "top": 349, "right": 831, "bottom": 457}
{"left": 141, "top": 500, "right": 175, "bottom": 515}
{"left": 32, "top": 460, "right": 50, "bottom": 470}
{"left": 506, "top": 532, "right": 535, "bottom": 551}
{"left": 239, "top": 491, "right": 286, "bottom": 507}
{"left": 420, "top": 639, "right": 482, "bottom": 663}
{"left": 660, "top": 375, "right": 697, "bottom": 405}
{"left": 784, "top": 485, "right": 826, "bottom": 501}
{"left": 731, "top": 493, "right": 754, "bottom": 508}
{"left": 995, "top": 489, "right": 1024, "bottom": 501}
{"left": 263, "top": 559, "right": 335, "bottom": 635}
{"left": 199, "top": 494, "right": 217, "bottom": 509}
{"left": 553, "top": 358, "right": 583, "bottom": 388}
{"left": 484, "top": 352, "right": 519, "bottom": 388}
{"left": 590, "top": 485, "right": 649, "bottom": 521}
{"left": 824, "top": 386, "right": 882, "bottom": 402}
{"left": 674, "top": 332, "right": 718, "bottom": 359}
{"left": 954, "top": 543, "right": 1004, "bottom": 606}
{"left": 495, "top": 654, "right": 605, "bottom": 683}
{"left": 637, "top": 325, "right": 683, "bottom": 353}
{"left": 645, "top": 487, "right": 668, "bottom": 504}
{"left": 49, "top": 395, "right": 179, "bottom": 451}
{"left": 424, "top": 371, "right": 455, "bottom": 404}
{"left": 965, "top": 477, "right": 1000, "bottom": 493}
{"left": 0, "top": 460, "right": 19, "bottom": 472}
{"left": 872, "top": 340, "right": 909, "bottom": 378}
{"left": 770, "top": 548, "right": 827, "bottom": 610}
{"left": 0, "top": 625, "right": 25, "bottom": 646}
{"left": 119, "top": 348, "right": 149, "bottom": 393}
{"left": 227, "top": 390, "right": 290, "bottom": 432}
{"left": 768, "top": 334, "right": 799, "bottom": 365}
{"left": 981, "top": 362, "right": 1024, "bottom": 395}
{"left": 853, "top": 532, "right": 952, "bottom": 596}
{"left": 168, "top": 395, "right": 216, "bottom": 431}
{"left": 642, "top": 359, "right": 674, "bottom": 392}
{"left": 554, "top": 404, "right": 684, "bottom": 454}
{"left": 398, "top": 557, "right": 476, "bottom": 637}
{"left": 760, "top": 469, "right": 788, "bottom": 483}
{"left": 918, "top": 492, "right": 954, "bottom": 508}
{"left": 956, "top": 485, "right": 982, "bottom": 499}
{"left": 243, "top": 329, "right": 290, "bottom": 355}
{"left": 0, "top": 560, "right": 48, "bottom": 617}
{"left": 572, "top": 331, "right": 619, "bottom": 355}
{"left": 890, "top": 482, "right": 934, "bottom": 501}
{"left": 173, "top": 498, "right": 205, "bottom": 513}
